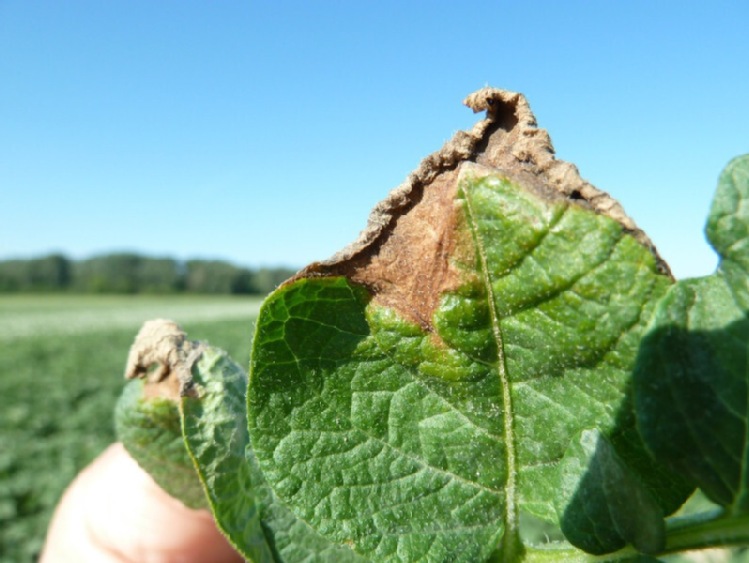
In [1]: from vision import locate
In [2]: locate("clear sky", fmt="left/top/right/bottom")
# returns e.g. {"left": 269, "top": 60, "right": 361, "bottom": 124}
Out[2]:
{"left": 1, "top": 2, "right": 747, "bottom": 279}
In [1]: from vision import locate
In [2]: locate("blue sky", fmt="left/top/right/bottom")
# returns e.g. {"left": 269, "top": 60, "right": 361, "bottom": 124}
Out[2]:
{"left": 1, "top": 2, "right": 747, "bottom": 279}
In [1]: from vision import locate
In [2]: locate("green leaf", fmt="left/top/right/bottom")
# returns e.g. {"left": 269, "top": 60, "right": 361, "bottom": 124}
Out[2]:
{"left": 248, "top": 160, "right": 690, "bottom": 559}
{"left": 556, "top": 429, "right": 664, "bottom": 555}
{"left": 635, "top": 154, "right": 749, "bottom": 512}
{"left": 180, "top": 346, "right": 273, "bottom": 561}
{"left": 182, "top": 344, "right": 365, "bottom": 562}
{"left": 114, "top": 378, "right": 207, "bottom": 510}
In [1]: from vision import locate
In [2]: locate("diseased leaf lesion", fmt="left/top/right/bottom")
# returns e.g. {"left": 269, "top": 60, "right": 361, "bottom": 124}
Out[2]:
{"left": 308, "top": 168, "right": 466, "bottom": 331}
{"left": 297, "top": 88, "right": 668, "bottom": 340}
{"left": 124, "top": 319, "right": 203, "bottom": 400}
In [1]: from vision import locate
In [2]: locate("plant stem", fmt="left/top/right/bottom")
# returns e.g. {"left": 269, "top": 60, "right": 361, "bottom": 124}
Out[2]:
{"left": 522, "top": 545, "right": 638, "bottom": 562}
{"left": 521, "top": 512, "right": 749, "bottom": 562}
{"left": 660, "top": 511, "right": 749, "bottom": 554}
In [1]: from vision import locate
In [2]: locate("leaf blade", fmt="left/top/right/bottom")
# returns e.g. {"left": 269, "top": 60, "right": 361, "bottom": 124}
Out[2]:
{"left": 635, "top": 154, "right": 749, "bottom": 513}
{"left": 184, "top": 344, "right": 366, "bottom": 562}
{"left": 114, "top": 378, "right": 208, "bottom": 510}
{"left": 250, "top": 276, "right": 506, "bottom": 561}
{"left": 249, "top": 164, "right": 689, "bottom": 558}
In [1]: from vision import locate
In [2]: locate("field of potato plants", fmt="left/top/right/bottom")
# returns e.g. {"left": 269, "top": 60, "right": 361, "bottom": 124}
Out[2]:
{"left": 0, "top": 294, "right": 261, "bottom": 562}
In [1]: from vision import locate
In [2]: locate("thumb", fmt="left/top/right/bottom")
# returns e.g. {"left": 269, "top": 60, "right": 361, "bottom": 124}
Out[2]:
{"left": 41, "top": 443, "right": 243, "bottom": 563}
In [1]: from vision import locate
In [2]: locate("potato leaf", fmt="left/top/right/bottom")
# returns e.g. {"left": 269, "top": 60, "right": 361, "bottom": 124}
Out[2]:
{"left": 115, "top": 378, "right": 208, "bottom": 510}
{"left": 247, "top": 89, "right": 691, "bottom": 560}
{"left": 182, "top": 345, "right": 365, "bottom": 562}
{"left": 635, "top": 155, "right": 749, "bottom": 512}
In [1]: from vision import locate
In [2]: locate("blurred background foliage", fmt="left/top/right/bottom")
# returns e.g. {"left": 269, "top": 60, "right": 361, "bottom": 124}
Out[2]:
{"left": 0, "top": 253, "right": 296, "bottom": 295}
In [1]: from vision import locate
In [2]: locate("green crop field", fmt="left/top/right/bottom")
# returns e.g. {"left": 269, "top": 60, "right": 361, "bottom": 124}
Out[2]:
{"left": 0, "top": 294, "right": 262, "bottom": 562}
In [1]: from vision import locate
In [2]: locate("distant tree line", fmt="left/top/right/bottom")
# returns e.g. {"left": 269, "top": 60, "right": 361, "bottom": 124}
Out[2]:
{"left": 0, "top": 253, "right": 298, "bottom": 295}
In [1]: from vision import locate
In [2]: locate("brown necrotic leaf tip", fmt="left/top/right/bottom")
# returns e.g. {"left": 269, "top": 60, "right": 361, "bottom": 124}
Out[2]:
{"left": 125, "top": 319, "right": 203, "bottom": 400}
{"left": 295, "top": 87, "right": 668, "bottom": 328}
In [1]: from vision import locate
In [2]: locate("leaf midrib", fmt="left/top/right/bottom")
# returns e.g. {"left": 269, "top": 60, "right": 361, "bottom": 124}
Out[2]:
{"left": 462, "top": 184, "right": 520, "bottom": 557}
